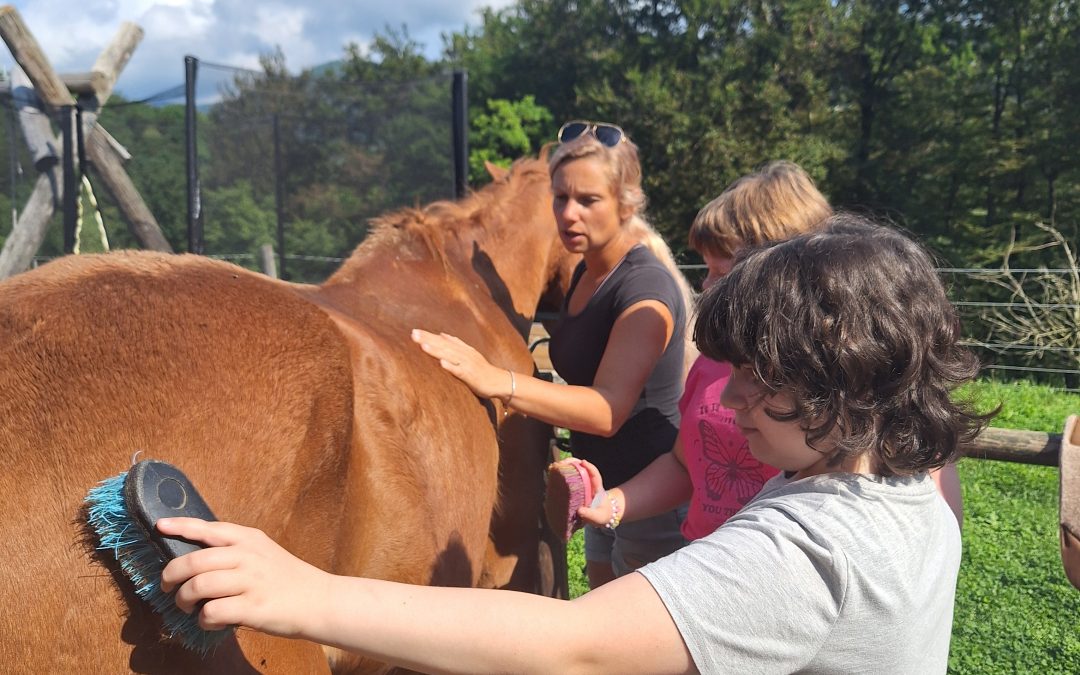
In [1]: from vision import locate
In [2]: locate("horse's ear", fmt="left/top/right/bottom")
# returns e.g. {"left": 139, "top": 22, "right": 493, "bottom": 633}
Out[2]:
{"left": 485, "top": 161, "right": 510, "bottom": 182}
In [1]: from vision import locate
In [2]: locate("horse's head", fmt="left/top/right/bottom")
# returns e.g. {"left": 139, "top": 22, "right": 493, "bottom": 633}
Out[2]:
{"left": 468, "top": 156, "right": 580, "bottom": 333}
{"left": 327, "top": 154, "right": 579, "bottom": 336}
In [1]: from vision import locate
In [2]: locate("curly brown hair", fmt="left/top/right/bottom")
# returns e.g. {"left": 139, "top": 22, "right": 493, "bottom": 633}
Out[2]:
{"left": 693, "top": 214, "right": 995, "bottom": 475}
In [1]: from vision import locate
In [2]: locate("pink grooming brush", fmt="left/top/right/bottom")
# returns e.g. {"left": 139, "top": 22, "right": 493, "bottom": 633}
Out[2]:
{"left": 545, "top": 462, "right": 594, "bottom": 542}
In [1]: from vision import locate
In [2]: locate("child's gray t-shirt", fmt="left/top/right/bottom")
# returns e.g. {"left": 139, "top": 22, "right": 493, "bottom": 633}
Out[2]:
{"left": 638, "top": 471, "right": 961, "bottom": 674}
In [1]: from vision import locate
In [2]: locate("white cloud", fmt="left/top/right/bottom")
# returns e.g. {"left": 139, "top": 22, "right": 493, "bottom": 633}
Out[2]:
{"left": 139, "top": 1, "right": 215, "bottom": 42}
{"left": 3, "top": 0, "right": 515, "bottom": 100}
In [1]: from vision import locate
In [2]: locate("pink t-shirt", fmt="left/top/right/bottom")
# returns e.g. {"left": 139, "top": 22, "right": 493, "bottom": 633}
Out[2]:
{"left": 679, "top": 356, "right": 780, "bottom": 540}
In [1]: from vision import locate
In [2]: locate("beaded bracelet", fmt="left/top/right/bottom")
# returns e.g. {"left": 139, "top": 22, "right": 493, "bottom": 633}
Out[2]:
{"left": 605, "top": 491, "right": 622, "bottom": 530}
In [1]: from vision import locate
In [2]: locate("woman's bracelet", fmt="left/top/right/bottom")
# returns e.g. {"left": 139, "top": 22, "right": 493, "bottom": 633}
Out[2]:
{"left": 505, "top": 369, "right": 516, "bottom": 405}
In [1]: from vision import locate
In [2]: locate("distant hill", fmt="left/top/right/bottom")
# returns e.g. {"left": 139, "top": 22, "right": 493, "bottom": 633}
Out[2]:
{"left": 310, "top": 60, "right": 344, "bottom": 77}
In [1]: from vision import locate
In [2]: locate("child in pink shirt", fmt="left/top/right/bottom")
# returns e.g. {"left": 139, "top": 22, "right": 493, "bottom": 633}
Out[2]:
{"left": 678, "top": 357, "right": 780, "bottom": 538}
{"left": 567, "top": 161, "right": 964, "bottom": 536}
{"left": 565, "top": 161, "right": 832, "bottom": 538}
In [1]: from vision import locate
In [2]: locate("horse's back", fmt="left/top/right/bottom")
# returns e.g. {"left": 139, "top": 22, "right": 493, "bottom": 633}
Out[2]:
{"left": 0, "top": 252, "right": 347, "bottom": 671}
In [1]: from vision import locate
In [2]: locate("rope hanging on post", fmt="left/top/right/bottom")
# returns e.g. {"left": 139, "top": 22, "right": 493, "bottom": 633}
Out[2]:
{"left": 70, "top": 103, "right": 108, "bottom": 254}
{"left": 74, "top": 175, "right": 108, "bottom": 254}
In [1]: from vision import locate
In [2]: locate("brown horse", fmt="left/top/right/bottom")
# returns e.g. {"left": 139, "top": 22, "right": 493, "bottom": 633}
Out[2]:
{"left": 0, "top": 156, "right": 577, "bottom": 673}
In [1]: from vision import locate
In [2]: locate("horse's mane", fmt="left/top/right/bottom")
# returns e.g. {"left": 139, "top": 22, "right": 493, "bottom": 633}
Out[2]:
{"left": 328, "top": 155, "right": 550, "bottom": 281}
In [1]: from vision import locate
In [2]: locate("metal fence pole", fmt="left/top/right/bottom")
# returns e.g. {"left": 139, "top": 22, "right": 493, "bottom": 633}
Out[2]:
{"left": 273, "top": 113, "right": 286, "bottom": 280}
{"left": 60, "top": 105, "right": 76, "bottom": 254}
{"left": 185, "top": 55, "right": 202, "bottom": 254}
{"left": 451, "top": 70, "right": 468, "bottom": 199}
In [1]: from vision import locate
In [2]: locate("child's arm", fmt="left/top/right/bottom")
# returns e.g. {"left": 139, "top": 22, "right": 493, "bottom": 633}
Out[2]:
{"left": 572, "top": 439, "right": 694, "bottom": 527}
{"left": 930, "top": 464, "right": 963, "bottom": 526}
{"left": 158, "top": 518, "right": 694, "bottom": 674}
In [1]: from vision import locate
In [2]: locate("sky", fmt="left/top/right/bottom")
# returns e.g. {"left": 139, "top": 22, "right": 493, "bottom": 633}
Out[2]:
{"left": 4, "top": 0, "right": 512, "bottom": 103}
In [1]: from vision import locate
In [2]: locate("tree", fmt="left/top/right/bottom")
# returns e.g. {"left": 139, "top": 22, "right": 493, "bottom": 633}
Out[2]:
{"left": 468, "top": 96, "right": 552, "bottom": 184}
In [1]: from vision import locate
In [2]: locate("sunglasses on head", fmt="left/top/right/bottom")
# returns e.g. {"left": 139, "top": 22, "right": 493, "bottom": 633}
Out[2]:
{"left": 557, "top": 120, "right": 626, "bottom": 147}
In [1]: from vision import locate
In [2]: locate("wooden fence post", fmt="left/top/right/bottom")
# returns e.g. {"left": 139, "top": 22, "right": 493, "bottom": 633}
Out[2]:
{"left": 258, "top": 243, "right": 278, "bottom": 279}
{"left": 1059, "top": 415, "right": 1080, "bottom": 589}
{"left": 0, "top": 7, "right": 172, "bottom": 278}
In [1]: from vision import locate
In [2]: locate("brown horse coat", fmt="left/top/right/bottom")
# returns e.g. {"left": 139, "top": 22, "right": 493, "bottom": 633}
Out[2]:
{"left": 0, "top": 157, "right": 576, "bottom": 673}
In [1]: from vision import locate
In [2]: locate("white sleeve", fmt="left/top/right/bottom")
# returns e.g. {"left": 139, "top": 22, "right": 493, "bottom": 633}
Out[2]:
{"left": 637, "top": 506, "right": 847, "bottom": 674}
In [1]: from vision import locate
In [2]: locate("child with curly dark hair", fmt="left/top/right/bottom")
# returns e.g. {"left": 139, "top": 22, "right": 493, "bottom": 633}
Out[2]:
{"left": 159, "top": 214, "right": 991, "bottom": 673}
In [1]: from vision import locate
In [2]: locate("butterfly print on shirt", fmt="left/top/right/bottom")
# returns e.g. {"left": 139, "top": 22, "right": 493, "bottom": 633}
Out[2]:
{"left": 699, "top": 419, "right": 765, "bottom": 505}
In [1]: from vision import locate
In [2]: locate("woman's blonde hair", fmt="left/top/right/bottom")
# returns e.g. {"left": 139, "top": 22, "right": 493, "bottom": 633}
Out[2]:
{"left": 549, "top": 134, "right": 699, "bottom": 369}
{"left": 689, "top": 160, "right": 832, "bottom": 258}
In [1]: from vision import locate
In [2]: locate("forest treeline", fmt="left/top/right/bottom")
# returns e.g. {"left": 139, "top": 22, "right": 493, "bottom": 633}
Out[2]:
{"left": 1, "top": 0, "right": 1076, "bottom": 279}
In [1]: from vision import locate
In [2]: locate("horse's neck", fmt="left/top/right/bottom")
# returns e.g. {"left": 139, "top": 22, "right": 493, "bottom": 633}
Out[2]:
{"left": 323, "top": 217, "right": 552, "bottom": 337}
{"left": 446, "top": 217, "right": 553, "bottom": 337}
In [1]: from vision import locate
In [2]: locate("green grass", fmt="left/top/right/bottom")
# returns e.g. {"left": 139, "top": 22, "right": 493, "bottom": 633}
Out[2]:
{"left": 565, "top": 379, "right": 1080, "bottom": 671}
{"left": 949, "top": 380, "right": 1080, "bottom": 673}
{"left": 566, "top": 530, "right": 588, "bottom": 599}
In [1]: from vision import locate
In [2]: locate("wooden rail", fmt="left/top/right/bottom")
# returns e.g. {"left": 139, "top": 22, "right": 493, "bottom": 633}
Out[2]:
{"left": 961, "top": 426, "right": 1062, "bottom": 466}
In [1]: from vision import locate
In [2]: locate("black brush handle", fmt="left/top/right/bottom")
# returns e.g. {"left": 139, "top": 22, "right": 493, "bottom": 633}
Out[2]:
{"left": 123, "top": 460, "right": 218, "bottom": 560}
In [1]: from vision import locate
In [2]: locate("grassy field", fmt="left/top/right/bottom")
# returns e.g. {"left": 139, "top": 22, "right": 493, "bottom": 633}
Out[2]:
{"left": 564, "top": 379, "right": 1080, "bottom": 672}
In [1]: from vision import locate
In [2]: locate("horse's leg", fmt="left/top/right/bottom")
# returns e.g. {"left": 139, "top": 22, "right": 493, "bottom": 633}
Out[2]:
{"left": 479, "top": 412, "right": 567, "bottom": 598}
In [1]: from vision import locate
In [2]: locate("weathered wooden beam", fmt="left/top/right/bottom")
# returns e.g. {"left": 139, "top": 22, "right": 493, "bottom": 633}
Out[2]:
{"left": 0, "top": 8, "right": 165, "bottom": 262}
{"left": 95, "top": 124, "right": 131, "bottom": 161}
{"left": 86, "top": 127, "right": 173, "bottom": 253}
{"left": 58, "top": 72, "right": 93, "bottom": 94}
{"left": 0, "top": 5, "right": 72, "bottom": 110}
{"left": 0, "top": 169, "right": 61, "bottom": 279}
{"left": 0, "top": 124, "right": 173, "bottom": 277}
{"left": 259, "top": 243, "right": 278, "bottom": 278}
{"left": 0, "top": 13, "right": 137, "bottom": 110}
{"left": 90, "top": 22, "right": 143, "bottom": 104}
{"left": 0, "top": 73, "right": 97, "bottom": 96}
{"left": 10, "top": 65, "right": 57, "bottom": 171}
{"left": 961, "top": 426, "right": 1062, "bottom": 466}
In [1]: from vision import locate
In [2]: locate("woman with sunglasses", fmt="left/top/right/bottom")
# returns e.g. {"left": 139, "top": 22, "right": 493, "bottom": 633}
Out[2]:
{"left": 413, "top": 120, "right": 693, "bottom": 588}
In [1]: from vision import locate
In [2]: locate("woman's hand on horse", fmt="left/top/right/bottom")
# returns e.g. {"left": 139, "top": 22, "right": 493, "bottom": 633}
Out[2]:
{"left": 411, "top": 329, "right": 510, "bottom": 399}
{"left": 158, "top": 517, "right": 330, "bottom": 638}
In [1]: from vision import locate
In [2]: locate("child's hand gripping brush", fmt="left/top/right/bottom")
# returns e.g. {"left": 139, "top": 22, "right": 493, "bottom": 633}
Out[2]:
{"left": 544, "top": 460, "right": 596, "bottom": 543}
{"left": 85, "top": 459, "right": 231, "bottom": 654}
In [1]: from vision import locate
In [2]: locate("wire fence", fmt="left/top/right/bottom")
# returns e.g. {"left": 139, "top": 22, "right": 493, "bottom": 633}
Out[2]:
{"left": 21, "top": 249, "right": 1079, "bottom": 392}
{"left": 183, "top": 58, "right": 461, "bottom": 282}
{"left": 678, "top": 263, "right": 1080, "bottom": 392}
{"left": 0, "top": 56, "right": 463, "bottom": 282}
{"left": 62, "top": 254, "right": 1062, "bottom": 393}
{"left": 4, "top": 54, "right": 1076, "bottom": 392}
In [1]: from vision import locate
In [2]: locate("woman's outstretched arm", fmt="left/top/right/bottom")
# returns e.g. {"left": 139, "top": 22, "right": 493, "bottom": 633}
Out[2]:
{"left": 412, "top": 299, "right": 674, "bottom": 437}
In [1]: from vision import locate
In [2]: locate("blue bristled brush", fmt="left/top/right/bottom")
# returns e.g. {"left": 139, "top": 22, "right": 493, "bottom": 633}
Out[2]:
{"left": 85, "top": 459, "right": 233, "bottom": 655}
